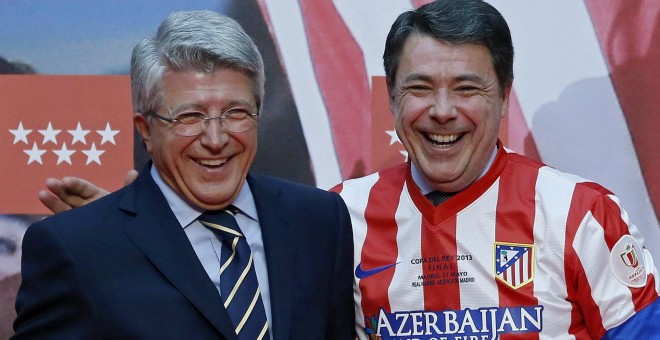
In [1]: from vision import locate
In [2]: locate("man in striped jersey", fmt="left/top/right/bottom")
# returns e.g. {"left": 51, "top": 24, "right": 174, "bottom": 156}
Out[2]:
{"left": 332, "top": 0, "right": 659, "bottom": 338}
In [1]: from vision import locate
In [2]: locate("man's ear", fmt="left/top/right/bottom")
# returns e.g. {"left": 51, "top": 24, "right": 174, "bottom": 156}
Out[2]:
{"left": 133, "top": 113, "right": 153, "bottom": 153}
{"left": 500, "top": 84, "right": 513, "bottom": 118}
{"left": 388, "top": 89, "right": 398, "bottom": 116}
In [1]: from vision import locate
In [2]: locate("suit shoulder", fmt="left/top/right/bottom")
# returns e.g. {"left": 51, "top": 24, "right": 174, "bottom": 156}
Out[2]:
{"left": 249, "top": 173, "right": 337, "bottom": 197}
{"left": 36, "top": 185, "right": 129, "bottom": 231}
{"left": 247, "top": 173, "right": 348, "bottom": 216}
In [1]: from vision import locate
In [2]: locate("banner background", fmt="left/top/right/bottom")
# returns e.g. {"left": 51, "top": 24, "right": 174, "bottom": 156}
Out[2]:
{"left": 0, "top": 3, "right": 658, "bottom": 335}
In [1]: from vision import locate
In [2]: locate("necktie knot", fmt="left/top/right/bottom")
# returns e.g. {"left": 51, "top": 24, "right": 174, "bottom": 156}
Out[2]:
{"left": 425, "top": 190, "right": 456, "bottom": 206}
{"left": 200, "top": 207, "right": 244, "bottom": 240}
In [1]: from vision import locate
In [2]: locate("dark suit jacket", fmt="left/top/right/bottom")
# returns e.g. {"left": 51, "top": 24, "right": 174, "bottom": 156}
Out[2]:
{"left": 12, "top": 169, "right": 354, "bottom": 339}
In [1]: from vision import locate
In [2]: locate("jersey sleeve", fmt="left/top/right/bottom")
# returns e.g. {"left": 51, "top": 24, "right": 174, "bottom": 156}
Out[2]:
{"left": 568, "top": 188, "right": 659, "bottom": 338}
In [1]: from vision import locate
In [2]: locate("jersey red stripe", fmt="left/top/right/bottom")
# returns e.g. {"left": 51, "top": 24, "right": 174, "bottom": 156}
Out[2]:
{"left": 422, "top": 216, "right": 460, "bottom": 309}
{"left": 359, "top": 166, "right": 407, "bottom": 317}
{"left": 494, "top": 155, "right": 540, "bottom": 340}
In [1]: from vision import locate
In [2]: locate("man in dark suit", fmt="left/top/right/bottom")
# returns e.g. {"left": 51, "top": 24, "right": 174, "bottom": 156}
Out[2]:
{"left": 12, "top": 10, "right": 354, "bottom": 339}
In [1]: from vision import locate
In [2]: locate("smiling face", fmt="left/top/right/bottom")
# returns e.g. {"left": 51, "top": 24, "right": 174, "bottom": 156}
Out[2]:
{"left": 134, "top": 68, "right": 258, "bottom": 210}
{"left": 390, "top": 35, "right": 511, "bottom": 193}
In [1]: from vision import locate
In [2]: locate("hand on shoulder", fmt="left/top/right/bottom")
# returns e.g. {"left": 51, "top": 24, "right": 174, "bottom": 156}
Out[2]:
{"left": 38, "top": 170, "right": 138, "bottom": 213}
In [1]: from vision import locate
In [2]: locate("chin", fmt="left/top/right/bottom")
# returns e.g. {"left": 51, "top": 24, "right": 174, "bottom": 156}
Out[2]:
{"left": 198, "top": 190, "right": 237, "bottom": 208}
{"left": 420, "top": 164, "right": 456, "bottom": 181}
{"left": 193, "top": 199, "right": 232, "bottom": 210}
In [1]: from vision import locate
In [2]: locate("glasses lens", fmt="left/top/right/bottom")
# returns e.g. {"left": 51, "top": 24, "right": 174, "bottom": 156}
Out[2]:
{"left": 176, "top": 125, "right": 199, "bottom": 136}
{"left": 222, "top": 116, "right": 256, "bottom": 132}
{"left": 170, "top": 112, "right": 204, "bottom": 136}
{"left": 174, "top": 121, "right": 205, "bottom": 136}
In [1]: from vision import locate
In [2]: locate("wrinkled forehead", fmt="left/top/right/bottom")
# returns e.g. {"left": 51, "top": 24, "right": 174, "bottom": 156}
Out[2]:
{"left": 159, "top": 68, "right": 259, "bottom": 108}
{"left": 396, "top": 36, "right": 496, "bottom": 81}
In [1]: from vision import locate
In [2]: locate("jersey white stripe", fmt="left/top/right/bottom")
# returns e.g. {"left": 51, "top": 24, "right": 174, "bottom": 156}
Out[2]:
{"left": 533, "top": 167, "right": 574, "bottom": 338}
{"left": 456, "top": 179, "right": 499, "bottom": 309}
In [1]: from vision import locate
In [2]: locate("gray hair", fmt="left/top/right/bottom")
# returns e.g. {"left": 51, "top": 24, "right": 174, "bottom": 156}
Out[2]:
{"left": 384, "top": 0, "right": 514, "bottom": 94}
{"left": 131, "top": 10, "right": 265, "bottom": 116}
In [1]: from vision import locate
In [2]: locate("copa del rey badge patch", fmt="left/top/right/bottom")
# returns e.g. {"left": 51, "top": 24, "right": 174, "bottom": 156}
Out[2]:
{"left": 610, "top": 235, "right": 647, "bottom": 288}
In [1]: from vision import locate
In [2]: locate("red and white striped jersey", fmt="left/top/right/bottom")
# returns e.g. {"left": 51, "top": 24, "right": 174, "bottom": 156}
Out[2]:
{"left": 333, "top": 144, "right": 659, "bottom": 339}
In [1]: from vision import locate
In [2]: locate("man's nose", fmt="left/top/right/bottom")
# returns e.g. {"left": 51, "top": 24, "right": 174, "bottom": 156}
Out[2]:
{"left": 199, "top": 117, "right": 229, "bottom": 147}
{"left": 428, "top": 89, "right": 456, "bottom": 121}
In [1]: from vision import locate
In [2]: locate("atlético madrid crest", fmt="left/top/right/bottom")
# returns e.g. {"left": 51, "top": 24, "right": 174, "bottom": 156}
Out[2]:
{"left": 494, "top": 242, "right": 535, "bottom": 289}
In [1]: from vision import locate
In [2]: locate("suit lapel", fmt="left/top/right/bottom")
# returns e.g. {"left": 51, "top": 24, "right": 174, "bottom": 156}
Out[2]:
{"left": 248, "top": 174, "right": 295, "bottom": 339}
{"left": 118, "top": 169, "right": 237, "bottom": 340}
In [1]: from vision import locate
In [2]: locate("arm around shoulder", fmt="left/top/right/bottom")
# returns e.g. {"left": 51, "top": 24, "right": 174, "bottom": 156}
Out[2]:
{"left": 38, "top": 170, "right": 137, "bottom": 214}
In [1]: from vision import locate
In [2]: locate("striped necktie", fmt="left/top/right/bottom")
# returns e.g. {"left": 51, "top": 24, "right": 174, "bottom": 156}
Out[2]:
{"left": 200, "top": 207, "right": 270, "bottom": 340}
{"left": 425, "top": 190, "right": 456, "bottom": 206}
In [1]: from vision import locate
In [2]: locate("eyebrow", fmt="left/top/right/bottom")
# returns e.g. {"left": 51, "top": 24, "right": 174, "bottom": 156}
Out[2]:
{"left": 454, "top": 74, "right": 487, "bottom": 84}
{"left": 401, "top": 72, "right": 488, "bottom": 86}
{"left": 402, "top": 73, "right": 434, "bottom": 84}
{"left": 168, "top": 100, "right": 256, "bottom": 114}
{"left": 169, "top": 104, "right": 203, "bottom": 114}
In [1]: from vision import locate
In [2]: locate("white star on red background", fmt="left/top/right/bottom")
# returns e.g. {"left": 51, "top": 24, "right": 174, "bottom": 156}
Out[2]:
{"left": 82, "top": 143, "right": 105, "bottom": 165}
{"left": 97, "top": 123, "right": 120, "bottom": 145}
{"left": 9, "top": 122, "right": 32, "bottom": 144}
{"left": 53, "top": 143, "right": 76, "bottom": 165}
{"left": 385, "top": 129, "right": 400, "bottom": 145}
{"left": 38, "top": 122, "right": 61, "bottom": 145}
{"left": 24, "top": 143, "right": 46, "bottom": 165}
{"left": 68, "top": 123, "right": 90, "bottom": 145}
{"left": 385, "top": 129, "right": 408, "bottom": 161}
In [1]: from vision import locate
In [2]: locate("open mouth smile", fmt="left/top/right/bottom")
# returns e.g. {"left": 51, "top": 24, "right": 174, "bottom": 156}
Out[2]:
{"left": 195, "top": 158, "right": 228, "bottom": 168}
{"left": 425, "top": 133, "right": 462, "bottom": 147}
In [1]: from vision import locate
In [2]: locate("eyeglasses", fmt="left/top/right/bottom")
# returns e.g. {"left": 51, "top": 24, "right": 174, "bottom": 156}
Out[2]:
{"left": 151, "top": 108, "right": 259, "bottom": 136}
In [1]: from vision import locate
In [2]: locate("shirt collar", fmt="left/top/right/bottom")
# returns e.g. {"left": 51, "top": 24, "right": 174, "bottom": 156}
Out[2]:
{"left": 411, "top": 145, "right": 498, "bottom": 195}
{"left": 230, "top": 179, "right": 258, "bottom": 222}
{"left": 150, "top": 165, "right": 258, "bottom": 228}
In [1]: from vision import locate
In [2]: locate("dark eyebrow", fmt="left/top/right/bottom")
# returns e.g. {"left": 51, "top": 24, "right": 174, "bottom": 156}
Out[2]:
{"left": 402, "top": 73, "right": 487, "bottom": 85}
{"left": 402, "top": 73, "right": 434, "bottom": 84}
{"left": 455, "top": 74, "right": 487, "bottom": 84}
